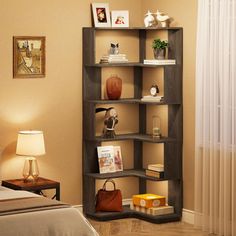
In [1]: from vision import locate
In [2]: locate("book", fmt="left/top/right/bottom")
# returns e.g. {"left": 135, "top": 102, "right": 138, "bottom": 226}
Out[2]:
{"left": 100, "top": 54, "right": 129, "bottom": 64}
{"left": 132, "top": 193, "right": 166, "bottom": 208}
{"left": 143, "top": 59, "right": 176, "bottom": 65}
{"left": 113, "top": 146, "right": 123, "bottom": 172}
{"left": 97, "top": 146, "right": 116, "bottom": 174}
{"left": 97, "top": 146, "right": 123, "bottom": 173}
{"left": 147, "top": 164, "right": 164, "bottom": 172}
{"left": 145, "top": 169, "right": 164, "bottom": 178}
{"left": 130, "top": 203, "right": 174, "bottom": 216}
{"left": 141, "top": 95, "right": 163, "bottom": 102}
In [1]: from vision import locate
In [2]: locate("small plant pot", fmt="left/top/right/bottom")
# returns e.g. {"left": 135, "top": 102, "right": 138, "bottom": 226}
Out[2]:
{"left": 153, "top": 48, "right": 166, "bottom": 59}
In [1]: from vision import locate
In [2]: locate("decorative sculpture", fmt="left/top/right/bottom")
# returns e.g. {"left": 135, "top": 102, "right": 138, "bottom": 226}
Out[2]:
{"left": 96, "top": 107, "right": 118, "bottom": 138}
{"left": 144, "top": 10, "right": 173, "bottom": 28}
{"left": 155, "top": 10, "right": 173, "bottom": 27}
{"left": 110, "top": 43, "right": 119, "bottom": 55}
{"left": 144, "top": 10, "right": 156, "bottom": 27}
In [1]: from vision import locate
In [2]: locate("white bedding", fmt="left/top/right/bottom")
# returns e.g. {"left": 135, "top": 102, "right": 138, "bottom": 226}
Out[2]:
{"left": 0, "top": 187, "right": 98, "bottom": 236}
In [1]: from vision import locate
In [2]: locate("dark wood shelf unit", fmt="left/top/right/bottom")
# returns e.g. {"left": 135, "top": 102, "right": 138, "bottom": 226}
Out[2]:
{"left": 87, "top": 205, "right": 181, "bottom": 223}
{"left": 83, "top": 26, "right": 183, "bottom": 31}
{"left": 84, "top": 63, "right": 177, "bottom": 68}
{"left": 85, "top": 98, "right": 181, "bottom": 105}
{"left": 82, "top": 27, "right": 183, "bottom": 223}
{"left": 89, "top": 134, "right": 176, "bottom": 143}
{"left": 86, "top": 169, "right": 180, "bottom": 181}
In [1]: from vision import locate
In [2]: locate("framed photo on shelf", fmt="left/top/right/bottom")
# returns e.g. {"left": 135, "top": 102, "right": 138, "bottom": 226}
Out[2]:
{"left": 13, "top": 36, "right": 45, "bottom": 78}
{"left": 91, "top": 3, "right": 111, "bottom": 27}
{"left": 111, "top": 10, "right": 129, "bottom": 27}
{"left": 114, "top": 146, "right": 123, "bottom": 171}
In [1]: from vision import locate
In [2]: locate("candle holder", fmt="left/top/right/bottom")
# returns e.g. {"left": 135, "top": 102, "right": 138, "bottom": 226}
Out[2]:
{"left": 152, "top": 115, "right": 161, "bottom": 139}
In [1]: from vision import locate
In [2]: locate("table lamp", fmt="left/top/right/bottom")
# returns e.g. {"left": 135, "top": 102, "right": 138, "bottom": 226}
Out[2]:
{"left": 16, "top": 130, "right": 45, "bottom": 182}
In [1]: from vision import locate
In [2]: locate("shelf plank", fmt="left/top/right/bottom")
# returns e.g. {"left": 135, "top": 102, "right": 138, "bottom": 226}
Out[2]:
{"left": 85, "top": 98, "right": 181, "bottom": 105}
{"left": 85, "top": 169, "right": 178, "bottom": 181}
{"left": 84, "top": 62, "right": 176, "bottom": 68}
{"left": 83, "top": 27, "right": 183, "bottom": 31}
{"left": 90, "top": 134, "right": 176, "bottom": 143}
{"left": 86, "top": 205, "right": 181, "bottom": 223}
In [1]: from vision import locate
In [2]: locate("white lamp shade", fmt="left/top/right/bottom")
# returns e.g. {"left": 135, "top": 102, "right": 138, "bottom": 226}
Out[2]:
{"left": 16, "top": 131, "right": 46, "bottom": 156}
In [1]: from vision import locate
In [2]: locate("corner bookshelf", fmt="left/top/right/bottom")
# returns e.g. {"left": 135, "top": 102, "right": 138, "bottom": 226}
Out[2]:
{"left": 82, "top": 27, "right": 183, "bottom": 223}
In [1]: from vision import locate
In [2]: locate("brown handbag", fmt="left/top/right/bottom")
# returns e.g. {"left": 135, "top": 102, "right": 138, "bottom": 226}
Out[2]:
{"left": 95, "top": 179, "right": 123, "bottom": 212}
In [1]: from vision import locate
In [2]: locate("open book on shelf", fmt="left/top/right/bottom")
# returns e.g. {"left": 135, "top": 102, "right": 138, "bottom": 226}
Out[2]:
{"left": 97, "top": 146, "right": 123, "bottom": 173}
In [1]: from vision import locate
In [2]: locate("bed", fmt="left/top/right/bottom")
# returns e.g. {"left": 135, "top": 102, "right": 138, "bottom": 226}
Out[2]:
{"left": 0, "top": 186, "right": 98, "bottom": 236}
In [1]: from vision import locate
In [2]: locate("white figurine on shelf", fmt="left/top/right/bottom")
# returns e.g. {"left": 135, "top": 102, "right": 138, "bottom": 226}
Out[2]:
{"left": 144, "top": 10, "right": 157, "bottom": 27}
{"left": 155, "top": 10, "right": 173, "bottom": 27}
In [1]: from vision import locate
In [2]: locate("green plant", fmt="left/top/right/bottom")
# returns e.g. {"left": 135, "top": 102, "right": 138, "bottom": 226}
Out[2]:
{"left": 152, "top": 39, "right": 168, "bottom": 50}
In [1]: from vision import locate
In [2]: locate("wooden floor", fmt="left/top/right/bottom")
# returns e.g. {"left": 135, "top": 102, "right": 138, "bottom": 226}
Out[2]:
{"left": 89, "top": 218, "right": 214, "bottom": 236}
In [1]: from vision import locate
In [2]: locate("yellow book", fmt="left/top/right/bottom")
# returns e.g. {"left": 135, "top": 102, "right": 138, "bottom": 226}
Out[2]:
{"left": 132, "top": 193, "right": 166, "bottom": 209}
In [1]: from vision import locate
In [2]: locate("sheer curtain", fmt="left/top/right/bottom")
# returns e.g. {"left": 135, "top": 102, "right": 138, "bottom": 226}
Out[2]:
{"left": 195, "top": 0, "right": 236, "bottom": 235}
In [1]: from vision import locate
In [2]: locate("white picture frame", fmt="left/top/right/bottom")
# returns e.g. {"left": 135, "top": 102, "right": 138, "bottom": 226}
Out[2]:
{"left": 111, "top": 10, "right": 129, "bottom": 28}
{"left": 91, "top": 3, "right": 111, "bottom": 27}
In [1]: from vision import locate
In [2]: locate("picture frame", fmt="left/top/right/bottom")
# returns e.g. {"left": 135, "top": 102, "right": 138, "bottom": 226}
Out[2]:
{"left": 13, "top": 36, "right": 45, "bottom": 78}
{"left": 91, "top": 3, "right": 111, "bottom": 27}
{"left": 113, "top": 146, "right": 123, "bottom": 171}
{"left": 111, "top": 10, "right": 129, "bottom": 28}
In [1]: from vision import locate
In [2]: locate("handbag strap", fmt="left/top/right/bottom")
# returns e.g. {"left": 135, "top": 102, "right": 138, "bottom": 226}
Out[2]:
{"left": 102, "top": 179, "right": 116, "bottom": 190}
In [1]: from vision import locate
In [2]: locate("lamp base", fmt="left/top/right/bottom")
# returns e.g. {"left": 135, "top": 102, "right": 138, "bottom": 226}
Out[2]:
{"left": 23, "top": 157, "right": 39, "bottom": 182}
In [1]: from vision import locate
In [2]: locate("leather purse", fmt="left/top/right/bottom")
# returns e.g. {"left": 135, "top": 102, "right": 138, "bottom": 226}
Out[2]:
{"left": 95, "top": 179, "right": 123, "bottom": 212}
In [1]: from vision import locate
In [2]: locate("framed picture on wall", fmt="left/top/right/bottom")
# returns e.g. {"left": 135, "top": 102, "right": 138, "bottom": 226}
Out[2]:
{"left": 91, "top": 3, "right": 111, "bottom": 27}
{"left": 111, "top": 10, "right": 129, "bottom": 28}
{"left": 13, "top": 36, "right": 46, "bottom": 78}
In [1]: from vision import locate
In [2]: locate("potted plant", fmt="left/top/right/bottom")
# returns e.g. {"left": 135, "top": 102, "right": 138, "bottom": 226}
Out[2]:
{"left": 152, "top": 38, "right": 168, "bottom": 59}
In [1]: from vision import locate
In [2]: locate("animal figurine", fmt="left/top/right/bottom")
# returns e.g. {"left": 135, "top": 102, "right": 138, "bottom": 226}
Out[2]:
{"left": 96, "top": 107, "right": 118, "bottom": 138}
{"left": 110, "top": 43, "right": 119, "bottom": 55}
{"left": 144, "top": 10, "right": 157, "bottom": 27}
{"left": 155, "top": 10, "right": 173, "bottom": 27}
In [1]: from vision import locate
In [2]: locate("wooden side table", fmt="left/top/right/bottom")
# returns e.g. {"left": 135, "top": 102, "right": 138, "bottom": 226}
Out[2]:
{"left": 2, "top": 177, "right": 60, "bottom": 200}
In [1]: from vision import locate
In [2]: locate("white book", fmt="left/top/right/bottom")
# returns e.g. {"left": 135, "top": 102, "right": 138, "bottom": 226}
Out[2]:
{"left": 97, "top": 146, "right": 116, "bottom": 174}
{"left": 130, "top": 204, "right": 174, "bottom": 216}
{"left": 147, "top": 164, "right": 164, "bottom": 172}
{"left": 150, "top": 206, "right": 174, "bottom": 216}
{"left": 144, "top": 59, "right": 176, "bottom": 65}
{"left": 103, "top": 54, "right": 127, "bottom": 58}
{"left": 141, "top": 96, "right": 163, "bottom": 102}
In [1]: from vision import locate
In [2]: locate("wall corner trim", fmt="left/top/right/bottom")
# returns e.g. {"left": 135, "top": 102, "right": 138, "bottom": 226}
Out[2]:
{"left": 182, "top": 208, "right": 194, "bottom": 224}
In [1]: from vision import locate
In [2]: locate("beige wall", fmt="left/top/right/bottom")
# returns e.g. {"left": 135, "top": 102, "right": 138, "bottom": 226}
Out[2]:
{"left": 0, "top": 0, "right": 142, "bottom": 204}
{"left": 142, "top": 0, "right": 198, "bottom": 210}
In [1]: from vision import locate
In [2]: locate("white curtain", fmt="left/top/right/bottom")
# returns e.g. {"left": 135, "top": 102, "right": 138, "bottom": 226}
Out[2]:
{"left": 195, "top": 0, "right": 236, "bottom": 235}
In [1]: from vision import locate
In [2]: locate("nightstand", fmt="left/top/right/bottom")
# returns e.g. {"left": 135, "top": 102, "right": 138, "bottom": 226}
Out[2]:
{"left": 2, "top": 177, "right": 60, "bottom": 200}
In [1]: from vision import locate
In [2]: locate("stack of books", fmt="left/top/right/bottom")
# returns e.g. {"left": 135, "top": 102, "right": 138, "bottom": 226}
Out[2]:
{"left": 100, "top": 54, "right": 128, "bottom": 64}
{"left": 141, "top": 95, "right": 163, "bottom": 102}
{"left": 145, "top": 164, "right": 164, "bottom": 179}
{"left": 130, "top": 193, "right": 174, "bottom": 216}
{"left": 143, "top": 59, "right": 176, "bottom": 65}
{"left": 130, "top": 203, "right": 174, "bottom": 216}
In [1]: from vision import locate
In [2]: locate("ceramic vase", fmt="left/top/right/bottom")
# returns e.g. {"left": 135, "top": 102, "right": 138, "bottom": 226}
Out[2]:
{"left": 106, "top": 75, "right": 122, "bottom": 100}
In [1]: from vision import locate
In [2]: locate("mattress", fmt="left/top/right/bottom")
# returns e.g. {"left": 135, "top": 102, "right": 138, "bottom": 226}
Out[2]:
{"left": 0, "top": 186, "right": 98, "bottom": 236}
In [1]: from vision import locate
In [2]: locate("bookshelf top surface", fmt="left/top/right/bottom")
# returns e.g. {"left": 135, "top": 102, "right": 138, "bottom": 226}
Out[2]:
{"left": 83, "top": 27, "right": 183, "bottom": 31}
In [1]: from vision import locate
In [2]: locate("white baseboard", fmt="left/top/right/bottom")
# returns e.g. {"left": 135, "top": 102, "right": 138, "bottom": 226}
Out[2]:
{"left": 182, "top": 208, "right": 194, "bottom": 224}
{"left": 74, "top": 200, "right": 195, "bottom": 225}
